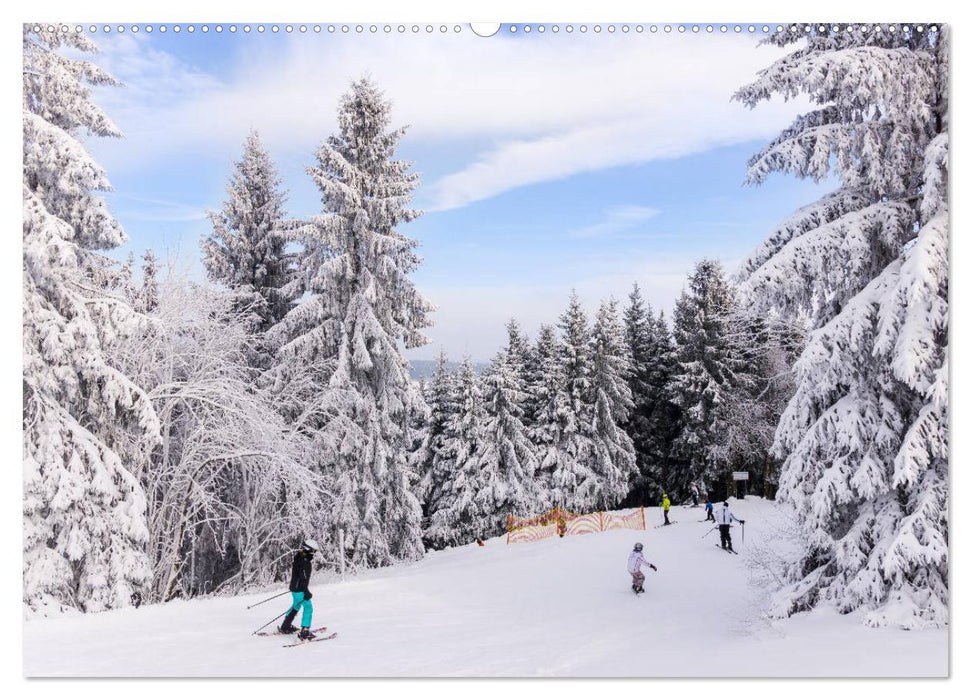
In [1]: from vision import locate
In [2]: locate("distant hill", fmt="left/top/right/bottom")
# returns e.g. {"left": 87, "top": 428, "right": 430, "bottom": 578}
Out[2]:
{"left": 409, "top": 359, "right": 488, "bottom": 381}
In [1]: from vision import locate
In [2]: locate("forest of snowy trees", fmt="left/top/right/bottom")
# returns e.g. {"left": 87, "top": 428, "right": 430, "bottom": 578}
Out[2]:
{"left": 23, "top": 24, "right": 947, "bottom": 630}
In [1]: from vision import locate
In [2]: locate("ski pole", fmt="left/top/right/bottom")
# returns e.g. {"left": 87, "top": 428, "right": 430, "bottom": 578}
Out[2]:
{"left": 252, "top": 609, "right": 290, "bottom": 635}
{"left": 246, "top": 590, "right": 289, "bottom": 610}
{"left": 702, "top": 527, "right": 717, "bottom": 539}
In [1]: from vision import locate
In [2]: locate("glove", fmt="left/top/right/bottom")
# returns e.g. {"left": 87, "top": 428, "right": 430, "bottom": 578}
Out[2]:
{"left": 303, "top": 591, "right": 312, "bottom": 600}
{"left": 650, "top": 564, "right": 658, "bottom": 572}
{"left": 740, "top": 520, "right": 746, "bottom": 525}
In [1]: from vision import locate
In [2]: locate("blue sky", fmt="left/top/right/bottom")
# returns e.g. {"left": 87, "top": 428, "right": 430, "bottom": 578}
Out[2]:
{"left": 82, "top": 25, "right": 831, "bottom": 361}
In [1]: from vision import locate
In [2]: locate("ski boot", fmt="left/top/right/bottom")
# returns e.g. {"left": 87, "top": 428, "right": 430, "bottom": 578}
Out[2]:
{"left": 278, "top": 609, "right": 298, "bottom": 634}
{"left": 298, "top": 626, "right": 317, "bottom": 641}
{"left": 635, "top": 585, "right": 645, "bottom": 595}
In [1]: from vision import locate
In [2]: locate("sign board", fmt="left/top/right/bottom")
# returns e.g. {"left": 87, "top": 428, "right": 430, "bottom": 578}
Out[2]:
{"left": 732, "top": 471, "right": 749, "bottom": 481}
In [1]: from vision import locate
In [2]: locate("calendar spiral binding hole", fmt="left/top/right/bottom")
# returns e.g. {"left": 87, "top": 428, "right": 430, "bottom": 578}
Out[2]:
{"left": 32, "top": 23, "right": 939, "bottom": 36}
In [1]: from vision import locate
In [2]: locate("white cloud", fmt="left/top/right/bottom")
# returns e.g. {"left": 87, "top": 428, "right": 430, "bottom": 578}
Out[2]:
{"left": 569, "top": 204, "right": 660, "bottom": 239}
{"left": 88, "top": 32, "right": 806, "bottom": 210}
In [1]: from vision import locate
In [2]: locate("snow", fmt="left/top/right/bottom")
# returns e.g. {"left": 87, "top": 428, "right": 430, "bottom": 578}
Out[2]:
{"left": 23, "top": 498, "right": 946, "bottom": 677}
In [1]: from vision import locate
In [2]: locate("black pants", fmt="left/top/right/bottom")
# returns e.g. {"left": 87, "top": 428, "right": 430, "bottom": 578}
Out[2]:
{"left": 691, "top": 494, "right": 699, "bottom": 506}
{"left": 664, "top": 510, "right": 670, "bottom": 524}
{"left": 706, "top": 511, "right": 715, "bottom": 522}
{"left": 718, "top": 524, "right": 732, "bottom": 549}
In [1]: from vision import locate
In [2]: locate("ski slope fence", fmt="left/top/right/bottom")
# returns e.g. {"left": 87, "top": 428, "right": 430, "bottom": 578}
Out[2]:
{"left": 506, "top": 506, "right": 646, "bottom": 544}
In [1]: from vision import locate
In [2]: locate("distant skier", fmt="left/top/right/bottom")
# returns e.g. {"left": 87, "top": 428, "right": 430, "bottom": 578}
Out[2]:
{"left": 661, "top": 494, "right": 671, "bottom": 525}
{"left": 627, "top": 542, "right": 658, "bottom": 594}
{"left": 704, "top": 497, "right": 715, "bottom": 522}
{"left": 279, "top": 539, "right": 319, "bottom": 640}
{"left": 715, "top": 502, "right": 745, "bottom": 551}
{"left": 689, "top": 482, "right": 699, "bottom": 507}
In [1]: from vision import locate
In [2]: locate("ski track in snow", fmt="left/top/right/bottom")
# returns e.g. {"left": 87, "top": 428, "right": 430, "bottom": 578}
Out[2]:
{"left": 23, "top": 499, "right": 947, "bottom": 677}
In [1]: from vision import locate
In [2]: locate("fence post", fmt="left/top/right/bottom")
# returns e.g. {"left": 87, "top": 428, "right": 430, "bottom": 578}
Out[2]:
{"left": 507, "top": 514, "right": 511, "bottom": 544}
{"left": 641, "top": 505, "right": 645, "bottom": 530}
{"left": 599, "top": 511, "right": 604, "bottom": 532}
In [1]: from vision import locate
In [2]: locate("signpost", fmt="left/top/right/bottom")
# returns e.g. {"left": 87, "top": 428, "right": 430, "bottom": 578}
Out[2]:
{"left": 732, "top": 471, "right": 749, "bottom": 499}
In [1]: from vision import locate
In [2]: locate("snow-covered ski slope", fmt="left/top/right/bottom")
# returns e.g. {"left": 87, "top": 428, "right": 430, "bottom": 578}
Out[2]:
{"left": 23, "top": 498, "right": 946, "bottom": 677}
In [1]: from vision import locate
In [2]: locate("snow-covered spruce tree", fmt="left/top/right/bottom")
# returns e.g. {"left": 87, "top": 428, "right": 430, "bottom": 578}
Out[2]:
{"left": 549, "top": 292, "right": 598, "bottom": 511}
{"left": 203, "top": 130, "right": 295, "bottom": 337}
{"left": 416, "top": 348, "right": 457, "bottom": 533}
{"left": 669, "top": 259, "right": 738, "bottom": 499}
{"left": 503, "top": 319, "right": 535, "bottom": 423}
{"left": 528, "top": 323, "right": 561, "bottom": 507}
{"left": 136, "top": 249, "right": 159, "bottom": 314}
{"left": 271, "top": 78, "right": 434, "bottom": 568}
{"left": 735, "top": 24, "right": 948, "bottom": 628}
{"left": 475, "top": 352, "right": 541, "bottom": 535}
{"left": 22, "top": 25, "right": 159, "bottom": 613}
{"left": 587, "top": 299, "right": 636, "bottom": 509}
{"left": 426, "top": 357, "right": 487, "bottom": 548}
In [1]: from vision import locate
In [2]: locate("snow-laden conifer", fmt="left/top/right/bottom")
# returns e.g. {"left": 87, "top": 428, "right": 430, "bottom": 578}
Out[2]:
{"left": 476, "top": 352, "right": 541, "bottom": 533}
{"left": 23, "top": 26, "right": 159, "bottom": 613}
{"left": 271, "top": 78, "right": 434, "bottom": 568}
{"left": 735, "top": 24, "right": 949, "bottom": 628}
{"left": 203, "top": 131, "right": 294, "bottom": 335}
{"left": 669, "top": 260, "right": 738, "bottom": 497}
{"left": 426, "top": 357, "right": 487, "bottom": 547}
{"left": 587, "top": 299, "right": 636, "bottom": 508}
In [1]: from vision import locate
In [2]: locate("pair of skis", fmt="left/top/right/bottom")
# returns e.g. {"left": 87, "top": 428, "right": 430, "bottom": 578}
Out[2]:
{"left": 257, "top": 624, "right": 338, "bottom": 647}
{"left": 654, "top": 520, "right": 677, "bottom": 529}
{"left": 715, "top": 545, "right": 739, "bottom": 555}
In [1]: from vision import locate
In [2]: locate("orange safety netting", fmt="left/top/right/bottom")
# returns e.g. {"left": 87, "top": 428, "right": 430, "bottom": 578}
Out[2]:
{"left": 507, "top": 506, "right": 646, "bottom": 544}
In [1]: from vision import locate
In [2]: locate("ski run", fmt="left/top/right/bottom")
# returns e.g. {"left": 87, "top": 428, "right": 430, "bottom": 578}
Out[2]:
{"left": 23, "top": 499, "right": 945, "bottom": 677}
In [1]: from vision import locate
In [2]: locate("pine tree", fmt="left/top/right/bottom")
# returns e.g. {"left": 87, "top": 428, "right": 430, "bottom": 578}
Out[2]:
{"left": 587, "top": 299, "right": 636, "bottom": 509}
{"left": 476, "top": 352, "right": 540, "bottom": 533}
{"left": 669, "top": 260, "right": 738, "bottom": 498}
{"left": 529, "top": 323, "right": 561, "bottom": 506}
{"left": 623, "top": 285, "right": 656, "bottom": 502}
{"left": 203, "top": 130, "right": 294, "bottom": 335}
{"left": 137, "top": 249, "right": 159, "bottom": 314}
{"left": 549, "top": 292, "right": 597, "bottom": 511}
{"left": 503, "top": 319, "right": 534, "bottom": 423}
{"left": 271, "top": 78, "right": 434, "bottom": 568}
{"left": 426, "top": 357, "right": 487, "bottom": 548}
{"left": 416, "top": 349, "right": 456, "bottom": 530}
{"left": 735, "top": 24, "right": 948, "bottom": 628}
{"left": 22, "top": 25, "right": 159, "bottom": 613}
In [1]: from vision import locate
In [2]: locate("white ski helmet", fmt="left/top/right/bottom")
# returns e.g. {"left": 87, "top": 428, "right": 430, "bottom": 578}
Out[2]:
{"left": 302, "top": 539, "right": 320, "bottom": 552}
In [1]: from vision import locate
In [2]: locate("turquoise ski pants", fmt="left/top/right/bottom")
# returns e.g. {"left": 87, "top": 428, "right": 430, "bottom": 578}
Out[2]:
{"left": 288, "top": 592, "right": 313, "bottom": 627}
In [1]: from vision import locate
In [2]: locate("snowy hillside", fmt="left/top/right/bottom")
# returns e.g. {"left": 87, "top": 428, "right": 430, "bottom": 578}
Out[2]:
{"left": 23, "top": 499, "right": 946, "bottom": 677}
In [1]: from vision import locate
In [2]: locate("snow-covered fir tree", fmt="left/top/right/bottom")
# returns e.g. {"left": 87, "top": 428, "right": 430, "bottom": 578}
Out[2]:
{"left": 203, "top": 130, "right": 294, "bottom": 337}
{"left": 549, "top": 292, "right": 597, "bottom": 511}
{"left": 22, "top": 26, "right": 159, "bottom": 613}
{"left": 426, "top": 357, "right": 487, "bottom": 548}
{"left": 416, "top": 349, "right": 457, "bottom": 535}
{"left": 735, "top": 24, "right": 949, "bottom": 628}
{"left": 136, "top": 249, "right": 159, "bottom": 314}
{"left": 270, "top": 78, "right": 434, "bottom": 568}
{"left": 503, "top": 319, "right": 535, "bottom": 423}
{"left": 528, "top": 323, "right": 561, "bottom": 506}
{"left": 586, "top": 299, "right": 636, "bottom": 509}
{"left": 475, "top": 352, "right": 541, "bottom": 533}
{"left": 669, "top": 259, "right": 738, "bottom": 498}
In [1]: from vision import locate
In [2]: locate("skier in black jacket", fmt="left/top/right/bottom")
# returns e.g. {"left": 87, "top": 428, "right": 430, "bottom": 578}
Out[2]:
{"left": 279, "top": 539, "right": 318, "bottom": 639}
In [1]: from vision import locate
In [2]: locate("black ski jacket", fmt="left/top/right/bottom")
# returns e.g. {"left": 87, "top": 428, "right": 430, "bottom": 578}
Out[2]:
{"left": 289, "top": 551, "right": 313, "bottom": 593}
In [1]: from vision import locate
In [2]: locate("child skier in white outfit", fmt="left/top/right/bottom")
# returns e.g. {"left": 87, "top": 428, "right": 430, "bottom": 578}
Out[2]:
{"left": 627, "top": 542, "right": 657, "bottom": 594}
